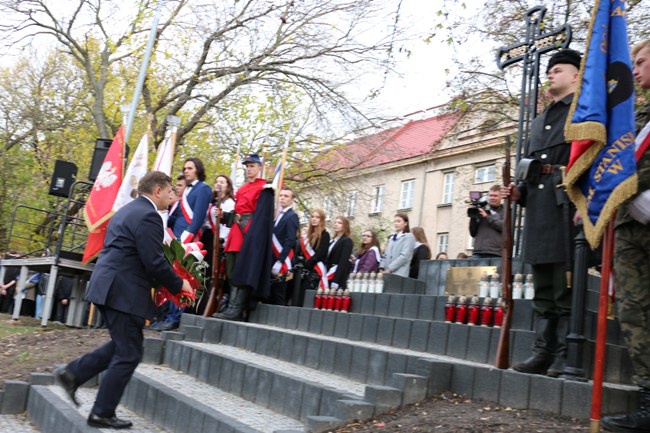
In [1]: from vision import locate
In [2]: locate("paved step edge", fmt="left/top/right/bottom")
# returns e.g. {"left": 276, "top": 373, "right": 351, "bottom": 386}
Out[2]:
{"left": 125, "top": 365, "right": 305, "bottom": 433}
{"left": 161, "top": 340, "right": 373, "bottom": 424}
{"left": 27, "top": 385, "right": 99, "bottom": 433}
{"left": 242, "top": 304, "right": 633, "bottom": 385}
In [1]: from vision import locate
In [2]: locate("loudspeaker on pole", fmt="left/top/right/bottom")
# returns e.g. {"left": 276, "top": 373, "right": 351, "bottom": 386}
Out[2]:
{"left": 89, "top": 138, "right": 113, "bottom": 182}
{"left": 49, "top": 160, "right": 78, "bottom": 198}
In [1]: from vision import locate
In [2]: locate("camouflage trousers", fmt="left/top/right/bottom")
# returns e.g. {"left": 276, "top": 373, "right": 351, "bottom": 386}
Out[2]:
{"left": 614, "top": 220, "right": 650, "bottom": 389}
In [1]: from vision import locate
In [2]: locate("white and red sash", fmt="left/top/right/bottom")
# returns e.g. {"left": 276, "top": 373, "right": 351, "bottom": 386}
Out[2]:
{"left": 300, "top": 237, "right": 328, "bottom": 289}
{"left": 208, "top": 204, "right": 217, "bottom": 232}
{"left": 272, "top": 234, "right": 294, "bottom": 275}
{"left": 326, "top": 265, "right": 337, "bottom": 281}
{"left": 180, "top": 186, "right": 194, "bottom": 225}
{"left": 636, "top": 121, "right": 650, "bottom": 161}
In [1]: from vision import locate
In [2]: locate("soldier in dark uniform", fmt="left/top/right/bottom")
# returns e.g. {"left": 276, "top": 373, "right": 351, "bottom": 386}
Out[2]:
{"left": 502, "top": 49, "right": 582, "bottom": 378}
{"left": 603, "top": 40, "right": 650, "bottom": 433}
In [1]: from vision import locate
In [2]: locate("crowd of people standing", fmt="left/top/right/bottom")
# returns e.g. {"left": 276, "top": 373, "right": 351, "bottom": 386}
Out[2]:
{"left": 144, "top": 154, "right": 447, "bottom": 327}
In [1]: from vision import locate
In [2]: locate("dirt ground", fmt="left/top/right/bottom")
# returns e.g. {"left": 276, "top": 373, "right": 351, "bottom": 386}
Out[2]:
{"left": 0, "top": 315, "right": 592, "bottom": 432}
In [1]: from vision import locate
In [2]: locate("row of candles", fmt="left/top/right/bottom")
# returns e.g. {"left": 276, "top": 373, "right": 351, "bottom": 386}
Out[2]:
{"left": 478, "top": 273, "right": 535, "bottom": 300}
{"left": 347, "top": 272, "right": 384, "bottom": 293}
{"left": 445, "top": 295, "right": 505, "bottom": 327}
{"left": 313, "top": 288, "right": 352, "bottom": 312}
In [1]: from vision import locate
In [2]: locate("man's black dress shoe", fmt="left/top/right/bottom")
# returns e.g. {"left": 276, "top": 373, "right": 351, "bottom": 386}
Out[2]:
{"left": 87, "top": 413, "right": 133, "bottom": 429}
{"left": 53, "top": 366, "right": 79, "bottom": 407}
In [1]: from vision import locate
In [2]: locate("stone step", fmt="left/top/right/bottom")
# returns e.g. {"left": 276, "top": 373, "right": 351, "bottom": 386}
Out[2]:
{"left": 163, "top": 340, "right": 368, "bottom": 418}
{"left": 27, "top": 384, "right": 167, "bottom": 433}
{"left": 173, "top": 314, "right": 639, "bottom": 419}
{"left": 242, "top": 303, "right": 633, "bottom": 385}
{"left": 124, "top": 364, "right": 306, "bottom": 433}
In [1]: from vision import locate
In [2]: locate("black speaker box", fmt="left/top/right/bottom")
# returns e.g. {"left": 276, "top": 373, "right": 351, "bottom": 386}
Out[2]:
{"left": 49, "top": 160, "right": 78, "bottom": 198}
{"left": 89, "top": 138, "right": 113, "bottom": 182}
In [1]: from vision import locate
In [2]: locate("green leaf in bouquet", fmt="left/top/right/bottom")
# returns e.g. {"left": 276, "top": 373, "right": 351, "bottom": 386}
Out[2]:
{"left": 182, "top": 253, "right": 198, "bottom": 269}
{"left": 171, "top": 239, "right": 186, "bottom": 261}
{"left": 162, "top": 243, "right": 174, "bottom": 264}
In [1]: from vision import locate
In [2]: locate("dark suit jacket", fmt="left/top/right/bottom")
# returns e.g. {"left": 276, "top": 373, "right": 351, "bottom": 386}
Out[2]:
{"left": 85, "top": 195, "right": 183, "bottom": 320}
{"left": 274, "top": 208, "right": 299, "bottom": 264}
{"left": 326, "top": 235, "right": 353, "bottom": 288}
{"left": 170, "top": 180, "right": 212, "bottom": 238}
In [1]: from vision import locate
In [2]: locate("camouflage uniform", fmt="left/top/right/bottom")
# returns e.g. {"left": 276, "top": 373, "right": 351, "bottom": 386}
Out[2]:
{"left": 614, "top": 103, "right": 650, "bottom": 389}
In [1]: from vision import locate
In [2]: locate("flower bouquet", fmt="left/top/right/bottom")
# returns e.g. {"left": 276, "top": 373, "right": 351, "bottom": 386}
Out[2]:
{"left": 154, "top": 239, "right": 208, "bottom": 308}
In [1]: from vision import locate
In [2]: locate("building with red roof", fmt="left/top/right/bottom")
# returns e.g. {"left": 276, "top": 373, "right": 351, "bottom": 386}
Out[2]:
{"left": 300, "top": 100, "right": 516, "bottom": 259}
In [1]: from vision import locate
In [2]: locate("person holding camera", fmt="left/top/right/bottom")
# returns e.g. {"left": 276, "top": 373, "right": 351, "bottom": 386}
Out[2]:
{"left": 469, "top": 185, "right": 504, "bottom": 259}
{"left": 502, "top": 49, "right": 582, "bottom": 378}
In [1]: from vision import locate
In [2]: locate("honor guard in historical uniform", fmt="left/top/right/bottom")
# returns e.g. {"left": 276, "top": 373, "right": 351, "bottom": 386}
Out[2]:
{"left": 502, "top": 49, "right": 582, "bottom": 378}
{"left": 217, "top": 154, "right": 270, "bottom": 321}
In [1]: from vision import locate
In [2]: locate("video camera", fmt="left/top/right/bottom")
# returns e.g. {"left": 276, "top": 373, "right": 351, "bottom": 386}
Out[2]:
{"left": 467, "top": 191, "right": 489, "bottom": 218}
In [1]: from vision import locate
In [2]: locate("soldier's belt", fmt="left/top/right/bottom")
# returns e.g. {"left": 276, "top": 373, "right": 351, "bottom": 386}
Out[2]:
{"left": 234, "top": 213, "right": 253, "bottom": 227}
{"left": 540, "top": 164, "right": 560, "bottom": 174}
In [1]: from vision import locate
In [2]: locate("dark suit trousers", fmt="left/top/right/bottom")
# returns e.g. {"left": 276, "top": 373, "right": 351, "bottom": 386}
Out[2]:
{"left": 66, "top": 306, "right": 145, "bottom": 417}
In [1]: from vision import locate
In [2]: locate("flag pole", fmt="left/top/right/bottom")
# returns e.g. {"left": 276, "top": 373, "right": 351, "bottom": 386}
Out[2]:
{"left": 167, "top": 115, "right": 180, "bottom": 170}
{"left": 275, "top": 126, "right": 292, "bottom": 211}
{"left": 590, "top": 221, "right": 614, "bottom": 433}
{"left": 231, "top": 141, "right": 241, "bottom": 191}
{"left": 124, "top": 0, "right": 163, "bottom": 146}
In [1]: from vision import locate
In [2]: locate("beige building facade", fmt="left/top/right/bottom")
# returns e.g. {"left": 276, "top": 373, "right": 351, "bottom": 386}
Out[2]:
{"left": 301, "top": 104, "right": 516, "bottom": 257}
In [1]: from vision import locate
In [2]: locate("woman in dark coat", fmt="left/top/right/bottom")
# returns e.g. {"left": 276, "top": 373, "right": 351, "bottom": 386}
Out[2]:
{"left": 409, "top": 227, "right": 432, "bottom": 279}
{"left": 326, "top": 216, "right": 354, "bottom": 290}
{"left": 299, "top": 209, "right": 330, "bottom": 292}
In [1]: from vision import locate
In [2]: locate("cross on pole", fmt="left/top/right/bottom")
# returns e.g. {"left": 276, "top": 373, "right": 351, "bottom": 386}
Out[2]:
{"left": 496, "top": 5, "right": 571, "bottom": 258}
{"left": 497, "top": 5, "right": 572, "bottom": 162}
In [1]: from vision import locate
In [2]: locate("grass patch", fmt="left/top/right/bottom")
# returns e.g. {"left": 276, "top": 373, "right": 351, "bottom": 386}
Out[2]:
{"left": 0, "top": 313, "right": 67, "bottom": 338}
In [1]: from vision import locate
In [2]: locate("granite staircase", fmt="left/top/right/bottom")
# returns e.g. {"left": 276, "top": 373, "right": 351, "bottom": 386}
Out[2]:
{"left": 1, "top": 268, "right": 641, "bottom": 433}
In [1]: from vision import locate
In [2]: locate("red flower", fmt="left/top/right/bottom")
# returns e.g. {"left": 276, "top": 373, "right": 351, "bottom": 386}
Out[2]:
{"left": 154, "top": 240, "right": 207, "bottom": 308}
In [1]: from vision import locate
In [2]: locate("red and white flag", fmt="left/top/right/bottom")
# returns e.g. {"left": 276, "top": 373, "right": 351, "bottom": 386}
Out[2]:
{"left": 82, "top": 126, "right": 125, "bottom": 264}
{"left": 113, "top": 133, "right": 148, "bottom": 212}
{"left": 84, "top": 126, "right": 125, "bottom": 231}
{"left": 153, "top": 129, "right": 175, "bottom": 175}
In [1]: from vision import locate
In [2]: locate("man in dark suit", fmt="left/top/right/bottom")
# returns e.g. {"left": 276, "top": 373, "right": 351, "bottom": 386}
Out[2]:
{"left": 161, "top": 157, "right": 212, "bottom": 330}
{"left": 54, "top": 171, "right": 192, "bottom": 429}
{"left": 270, "top": 187, "right": 300, "bottom": 305}
{"left": 170, "top": 157, "right": 212, "bottom": 243}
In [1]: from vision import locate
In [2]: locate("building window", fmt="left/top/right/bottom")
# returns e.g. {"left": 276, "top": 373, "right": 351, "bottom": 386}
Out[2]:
{"left": 371, "top": 185, "right": 384, "bottom": 213}
{"left": 324, "top": 197, "right": 333, "bottom": 220}
{"left": 442, "top": 172, "right": 454, "bottom": 204}
{"left": 474, "top": 164, "right": 496, "bottom": 184}
{"left": 399, "top": 179, "right": 415, "bottom": 210}
{"left": 345, "top": 191, "right": 357, "bottom": 217}
{"left": 437, "top": 233, "right": 449, "bottom": 254}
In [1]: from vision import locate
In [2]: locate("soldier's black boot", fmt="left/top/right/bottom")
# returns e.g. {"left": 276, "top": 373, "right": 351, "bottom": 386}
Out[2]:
{"left": 215, "top": 286, "right": 249, "bottom": 321}
{"left": 512, "top": 316, "right": 557, "bottom": 374}
{"left": 547, "top": 315, "right": 569, "bottom": 378}
{"left": 602, "top": 388, "right": 650, "bottom": 433}
{"left": 213, "top": 286, "right": 238, "bottom": 319}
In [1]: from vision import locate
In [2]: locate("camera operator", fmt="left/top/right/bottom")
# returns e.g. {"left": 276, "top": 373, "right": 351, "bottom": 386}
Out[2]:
{"left": 468, "top": 185, "right": 503, "bottom": 259}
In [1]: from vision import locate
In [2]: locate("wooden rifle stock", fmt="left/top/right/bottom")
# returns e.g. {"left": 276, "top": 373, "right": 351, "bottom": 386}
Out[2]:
{"left": 202, "top": 197, "right": 223, "bottom": 318}
{"left": 495, "top": 136, "right": 514, "bottom": 369}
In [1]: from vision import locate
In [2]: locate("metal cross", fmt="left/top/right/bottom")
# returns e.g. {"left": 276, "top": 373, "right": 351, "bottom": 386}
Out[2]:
{"left": 497, "top": 5, "right": 572, "bottom": 162}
